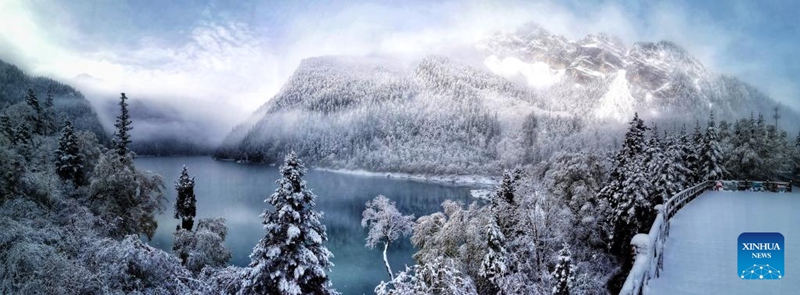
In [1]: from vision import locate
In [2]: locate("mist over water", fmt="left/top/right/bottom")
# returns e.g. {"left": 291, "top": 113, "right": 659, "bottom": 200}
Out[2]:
{"left": 135, "top": 156, "right": 477, "bottom": 294}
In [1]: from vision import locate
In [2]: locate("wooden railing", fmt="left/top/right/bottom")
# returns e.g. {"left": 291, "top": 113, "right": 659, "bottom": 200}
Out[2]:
{"left": 619, "top": 179, "right": 794, "bottom": 295}
{"left": 619, "top": 181, "right": 711, "bottom": 295}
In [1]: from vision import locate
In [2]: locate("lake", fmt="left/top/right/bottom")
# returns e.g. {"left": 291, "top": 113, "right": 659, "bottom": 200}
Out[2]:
{"left": 134, "top": 156, "right": 480, "bottom": 294}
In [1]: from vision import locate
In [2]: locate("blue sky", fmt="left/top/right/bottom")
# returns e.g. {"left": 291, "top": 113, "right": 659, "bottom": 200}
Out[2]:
{"left": 0, "top": 0, "right": 798, "bottom": 131}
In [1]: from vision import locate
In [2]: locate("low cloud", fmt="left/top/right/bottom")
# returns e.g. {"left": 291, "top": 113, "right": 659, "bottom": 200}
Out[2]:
{"left": 1, "top": 0, "right": 797, "bottom": 143}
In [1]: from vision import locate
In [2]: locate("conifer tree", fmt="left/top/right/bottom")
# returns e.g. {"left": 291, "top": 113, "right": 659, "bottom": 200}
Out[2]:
{"left": 14, "top": 122, "right": 32, "bottom": 147}
{"left": 726, "top": 118, "right": 760, "bottom": 179}
{"left": 55, "top": 120, "right": 84, "bottom": 186}
{"left": 495, "top": 168, "right": 522, "bottom": 206}
{"left": 600, "top": 113, "right": 649, "bottom": 257}
{"left": 678, "top": 124, "right": 698, "bottom": 186}
{"left": 0, "top": 115, "right": 13, "bottom": 143}
{"left": 43, "top": 90, "right": 57, "bottom": 135}
{"left": 718, "top": 120, "right": 731, "bottom": 140}
{"left": 620, "top": 160, "right": 654, "bottom": 232}
{"left": 551, "top": 243, "right": 574, "bottom": 295}
{"left": 700, "top": 112, "right": 726, "bottom": 181}
{"left": 489, "top": 169, "right": 523, "bottom": 245}
{"left": 479, "top": 217, "right": 507, "bottom": 294}
{"left": 794, "top": 131, "right": 800, "bottom": 175}
{"left": 25, "top": 88, "right": 41, "bottom": 112}
{"left": 643, "top": 124, "right": 663, "bottom": 202}
{"left": 653, "top": 135, "right": 691, "bottom": 202}
{"left": 242, "top": 152, "right": 337, "bottom": 295}
{"left": 689, "top": 121, "right": 704, "bottom": 183}
{"left": 174, "top": 166, "right": 197, "bottom": 231}
{"left": 795, "top": 130, "right": 800, "bottom": 148}
{"left": 24, "top": 88, "right": 44, "bottom": 135}
{"left": 113, "top": 93, "right": 133, "bottom": 158}
{"left": 44, "top": 90, "right": 54, "bottom": 108}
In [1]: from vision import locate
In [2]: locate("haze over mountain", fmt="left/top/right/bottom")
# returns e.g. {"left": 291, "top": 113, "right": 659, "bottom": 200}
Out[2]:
{"left": 479, "top": 24, "right": 791, "bottom": 123}
{"left": 1, "top": 1, "right": 799, "bottom": 154}
{"left": 215, "top": 23, "right": 798, "bottom": 174}
{"left": 0, "top": 59, "right": 106, "bottom": 140}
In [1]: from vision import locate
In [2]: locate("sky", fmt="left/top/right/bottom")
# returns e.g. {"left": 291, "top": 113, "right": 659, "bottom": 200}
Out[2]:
{"left": 0, "top": 0, "right": 798, "bottom": 140}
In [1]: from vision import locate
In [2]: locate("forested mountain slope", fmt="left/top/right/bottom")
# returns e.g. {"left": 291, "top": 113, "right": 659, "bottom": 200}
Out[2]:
{"left": 0, "top": 59, "right": 106, "bottom": 141}
{"left": 217, "top": 24, "right": 797, "bottom": 175}
{"left": 215, "top": 55, "right": 599, "bottom": 174}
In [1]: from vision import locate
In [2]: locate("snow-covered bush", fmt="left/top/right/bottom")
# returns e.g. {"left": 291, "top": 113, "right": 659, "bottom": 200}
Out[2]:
{"left": 173, "top": 218, "right": 232, "bottom": 273}
{"left": 200, "top": 266, "right": 247, "bottom": 294}
{"left": 88, "top": 151, "right": 166, "bottom": 240}
{"left": 84, "top": 235, "right": 202, "bottom": 294}
{"left": 375, "top": 257, "right": 478, "bottom": 295}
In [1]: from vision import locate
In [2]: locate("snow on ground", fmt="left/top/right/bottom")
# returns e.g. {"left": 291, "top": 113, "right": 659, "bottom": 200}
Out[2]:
{"left": 313, "top": 167, "right": 498, "bottom": 187}
{"left": 648, "top": 190, "right": 800, "bottom": 295}
{"left": 470, "top": 189, "right": 493, "bottom": 201}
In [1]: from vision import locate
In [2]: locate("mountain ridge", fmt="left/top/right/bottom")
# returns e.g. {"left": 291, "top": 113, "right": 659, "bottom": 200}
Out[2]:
{"left": 216, "top": 24, "right": 798, "bottom": 174}
{"left": 0, "top": 59, "right": 107, "bottom": 141}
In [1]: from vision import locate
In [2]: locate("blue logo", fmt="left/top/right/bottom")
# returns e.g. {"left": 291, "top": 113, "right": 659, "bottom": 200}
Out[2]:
{"left": 738, "top": 232, "right": 784, "bottom": 280}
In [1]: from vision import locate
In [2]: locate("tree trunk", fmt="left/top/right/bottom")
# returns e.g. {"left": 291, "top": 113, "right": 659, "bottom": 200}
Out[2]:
{"left": 383, "top": 241, "right": 394, "bottom": 281}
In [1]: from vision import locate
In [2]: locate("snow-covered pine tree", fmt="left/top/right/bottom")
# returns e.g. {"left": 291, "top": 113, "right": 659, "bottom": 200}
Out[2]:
{"left": 621, "top": 157, "right": 654, "bottom": 233}
{"left": 44, "top": 90, "right": 54, "bottom": 108}
{"left": 55, "top": 120, "right": 84, "bottom": 186}
{"left": 42, "top": 90, "right": 57, "bottom": 135}
{"left": 242, "top": 152, "right": 337, "bottom": 295}
{"left": 719, "top": 120, "right": 731, "bottom": 140}
{"left": 24, "top": 88, "right": 44, "bottom": 135}
{"left": 677, "top": 125, "right": 697, "bottom": 187}
{"left": 653, "top": 135, "right": 691, "bottom": 202}
{"left": 795, "top": 130, "right": 800, "bottom": 148}
{"left": 689, "top": 121, "right": 704, "bottom": 183}
{"left": 25, "top": 88, "right": 41, "bottom": 112}
{"left": 726, "top": 118, "right": 760, "bottom": 179}
{"left": 551, "top": 243, "right": 574, "bottom": 295}
{"left": 642, "top": 123, "right": 662, "bottom": 204}
{"left": 717, "top": 120, "right": 733, "bottom": 172}
{"left": 794, "top": 131, "right": 800, "bottom": 175}
{"left": 700, "top": 112, "right": 726, "bottom": 181}
{"left": 753, "top": 113, "right": 773, "bottom": 178}
{"left": 1, "top": 115, "right": 14, "bottom": 144}
{"left": 361, "top": 195, "right": 415, "bottom": 281}
{"left": 600, "top": 113, "right": 649, "bottom": 256}
{"left": 491, "top": 169, "right": 522, "bottom": 242}
{"left": 494, "top": 168, "right": 521, "bottom": 206}
{"left": 113, "top": 93, "right": 133, "bottom": 158}
{"left": 174, "top": 165, "right": 197, "bottom": 231}
{"left": 14, "top": 122, "right": 32, "bottom": 160}
{"left": 479, "top": 217, "right": 507, "bottom": 294}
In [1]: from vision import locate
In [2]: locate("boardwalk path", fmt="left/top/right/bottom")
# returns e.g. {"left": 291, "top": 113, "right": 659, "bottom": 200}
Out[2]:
{"left": 647, "top": 191, "right": 800, "bottom": 294}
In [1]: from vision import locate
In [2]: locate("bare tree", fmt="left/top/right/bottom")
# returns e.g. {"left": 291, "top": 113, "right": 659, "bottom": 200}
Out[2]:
{"left": 361, "top": 195, "right": 415, "bottom": 281}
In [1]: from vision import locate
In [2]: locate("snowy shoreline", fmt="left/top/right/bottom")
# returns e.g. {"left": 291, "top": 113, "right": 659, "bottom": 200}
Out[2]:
{"left": 313, "top": 167, "right": 499, "bottom": 188}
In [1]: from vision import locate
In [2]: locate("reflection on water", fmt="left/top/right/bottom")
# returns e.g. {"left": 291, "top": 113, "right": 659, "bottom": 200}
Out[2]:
{"left": 134, "top": 156, "right": 477, "bottom": 294}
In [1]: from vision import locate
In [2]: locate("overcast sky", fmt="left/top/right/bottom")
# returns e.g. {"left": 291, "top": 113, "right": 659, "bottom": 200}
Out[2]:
{"left": 1, "top": 0, "right": 798, "bottom": 133}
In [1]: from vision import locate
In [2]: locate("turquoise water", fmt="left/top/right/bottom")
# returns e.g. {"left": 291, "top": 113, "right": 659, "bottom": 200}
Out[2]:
{"left": 134, "top": 156, "right": 477, "bottom": 294}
